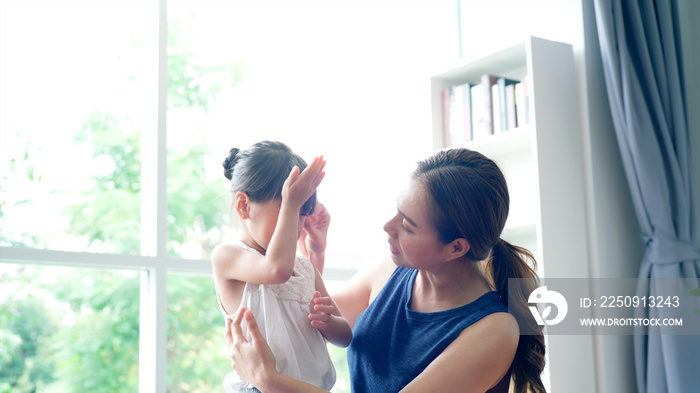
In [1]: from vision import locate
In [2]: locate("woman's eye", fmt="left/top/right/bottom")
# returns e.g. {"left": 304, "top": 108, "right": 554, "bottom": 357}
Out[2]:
{"left": 400, "top": 221, "right": 411, "bottom": 232}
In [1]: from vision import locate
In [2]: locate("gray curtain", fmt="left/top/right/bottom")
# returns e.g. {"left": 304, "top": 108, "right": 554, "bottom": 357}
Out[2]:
{"left": 593, "top": 0, "right": 700, "bottom": 392}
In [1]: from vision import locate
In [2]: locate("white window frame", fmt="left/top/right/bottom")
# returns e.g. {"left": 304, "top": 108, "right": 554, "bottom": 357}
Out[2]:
{"left": 0, "top": 1, "right": 355, "bottom": 391}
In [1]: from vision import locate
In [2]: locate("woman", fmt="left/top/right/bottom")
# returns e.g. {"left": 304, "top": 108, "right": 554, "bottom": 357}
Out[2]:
{"left": 227, "top": 148, "right": 546, "bottom": 393}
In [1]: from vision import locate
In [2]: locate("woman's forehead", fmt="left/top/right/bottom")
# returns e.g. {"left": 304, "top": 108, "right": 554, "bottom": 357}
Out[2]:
{"left": 397, "top": 180, "right": 429, "bottom": 215}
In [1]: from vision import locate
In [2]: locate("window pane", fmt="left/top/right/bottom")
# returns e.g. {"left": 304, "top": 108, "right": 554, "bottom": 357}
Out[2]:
{"left": 166, "top": 273, "right": 231, "bottom": 392}
{"left": 166, "top": 0, "right": 456, "bottom": 264}
{"left": 0, "top": 0, "right": 157, "bottom": 254}
{"left": 0, "top": 263, "right": 141, "bottom": 392}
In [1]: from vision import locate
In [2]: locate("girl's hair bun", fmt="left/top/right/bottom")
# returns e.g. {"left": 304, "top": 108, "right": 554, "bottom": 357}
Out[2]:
{"left": 222, "top": 148, "right": 240, "bottom": 180}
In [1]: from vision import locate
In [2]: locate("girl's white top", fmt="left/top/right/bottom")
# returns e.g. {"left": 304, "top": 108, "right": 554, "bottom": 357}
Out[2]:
{"left": 216, "top": 242, "right": 336, "bottom": 392}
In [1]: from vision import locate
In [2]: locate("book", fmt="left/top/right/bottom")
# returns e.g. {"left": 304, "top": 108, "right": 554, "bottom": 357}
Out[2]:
{"left": 461, "top": 82, "right": 473, "bottom": 141}
{"left": 497, "top": 77, "right": 519, "bottom": 131}
{"left": 441, "top": 87, "right": 451, "bottom": 146}
{"left": 523, "top": 75, "right": 532, "bottom": 125}
{"left": 515, "top": 82, "right": 525, "bottom": 127}
{"left": 480, "top": 74, "right": 498, "bottom": 135}
{"left": 448, "top": 84, "right": 466, "bottom": 146}
{"left": 442, "top": 83, "right": 475, "bottom": 146}
{"left": 470, "top": 84, "right": 487, "bottom": 138}
{"left": 491, "top": 83, "right": 502, "bottom": 133}
{"left": 505, "top": 82, "right": 517, "bottom": 130}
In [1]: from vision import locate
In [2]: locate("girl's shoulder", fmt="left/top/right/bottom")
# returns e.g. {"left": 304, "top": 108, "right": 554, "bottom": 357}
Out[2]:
{"left": 211, "top": 242, "right": 255, "bottom": 267}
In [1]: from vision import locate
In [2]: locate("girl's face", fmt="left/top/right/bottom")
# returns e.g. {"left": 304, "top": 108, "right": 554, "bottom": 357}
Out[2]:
{"left": 383, "top": 179, "right": 448, "bottom": 269}
{"left": 247, "top": 198, "right": 306, "bottom": 252}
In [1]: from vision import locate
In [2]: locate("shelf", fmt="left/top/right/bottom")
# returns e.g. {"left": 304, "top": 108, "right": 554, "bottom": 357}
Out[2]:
{"left": 430, "top": 36, "right": 586, "bottom": 273}
{"left": 459, "top": 125, "right": 533, "bottom": 161}
{"left": 431, "top": 41, "right": 527, "bottom": 86}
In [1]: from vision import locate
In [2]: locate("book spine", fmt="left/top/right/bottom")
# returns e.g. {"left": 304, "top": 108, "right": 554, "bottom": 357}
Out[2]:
{"left": 461, "top": 82, "right": 472, "bottom": 141}
{"left": 497, "top": 78, "right": 507, "bottom": 133}
{"left": 523, "top": 75, "right": 532, "bottom": 125}
{"left": 505, "top": 83, "right": 516, "bottom": 130}
{"left": 480, "top": 74, "right": 498, "bottom": 136}
{"left": 491, "top": 83, "right": 502, "bottom": 133}
{"left": 515, "top": 82, "right": 525, "bottom": 127}
{"left": 470, "top": 84, "right": 486, "bottom": 138}
{"left": 449, "top": 85, "right": 466, "bottom": 146}
{"left": 499, "top": 77, "right": 519, "bottom": 131}
{"left": 442, "top": 87, "right": 451, "bottom": 146}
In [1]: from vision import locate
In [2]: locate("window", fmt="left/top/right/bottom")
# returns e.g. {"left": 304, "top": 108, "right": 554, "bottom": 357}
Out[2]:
{"left": 0, "top": 263, "right": 141, "bottom": 392}
{"left": 1, "top": 1, "right": 456, "bottom": 391}
{"left": 0, "top": 0, "right": 157, "bottom": 254}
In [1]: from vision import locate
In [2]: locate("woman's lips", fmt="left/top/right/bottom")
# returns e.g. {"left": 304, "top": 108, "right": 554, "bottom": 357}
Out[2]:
{"left": 388, "top": 242, "right": 399, "bottom": 255}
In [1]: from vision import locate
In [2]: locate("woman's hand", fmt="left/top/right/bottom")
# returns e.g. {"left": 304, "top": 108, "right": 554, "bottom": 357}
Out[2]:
{"left": 227, "top": 307, "right": 278, "bottom": 390}
{"left": 226, "top": 307, "right": 333, "bottom": 393}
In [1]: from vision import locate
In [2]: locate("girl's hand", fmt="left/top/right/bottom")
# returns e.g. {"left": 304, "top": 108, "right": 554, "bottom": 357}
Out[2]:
{"left": 308, "top": 291, "right": 336, "bottom": 330}
{"left": 282, "top": 156, "right": 326, "bottom": 210}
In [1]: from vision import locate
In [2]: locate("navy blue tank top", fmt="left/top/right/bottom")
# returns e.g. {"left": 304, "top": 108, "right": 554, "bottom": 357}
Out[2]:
{"left": 347, "top": 267, "right": 512, "bottom": 393}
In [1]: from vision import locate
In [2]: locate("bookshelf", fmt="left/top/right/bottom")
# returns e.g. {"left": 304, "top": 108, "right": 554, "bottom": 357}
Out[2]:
{"left": 430, "top": 36, "right": 593, "bottom": 392}
{"left": 430, "top": 36, "right": 588, "bottom": 277}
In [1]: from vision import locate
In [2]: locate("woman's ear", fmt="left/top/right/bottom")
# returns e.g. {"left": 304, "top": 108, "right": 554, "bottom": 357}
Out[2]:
{"left": 445, "top": 238, "right": 470, "bottom": 261}
{"left": 234, "top": 191, "right": 250, "bottom": 220}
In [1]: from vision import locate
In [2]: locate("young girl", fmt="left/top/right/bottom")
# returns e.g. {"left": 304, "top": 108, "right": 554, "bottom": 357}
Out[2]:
{"left": 211, "top": 141, "right": 352, "bottom": 393}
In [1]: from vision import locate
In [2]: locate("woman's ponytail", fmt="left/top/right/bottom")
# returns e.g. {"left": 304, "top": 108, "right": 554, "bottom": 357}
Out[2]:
{"left": 488, "top": 238, "right": 546, "bottom": 393}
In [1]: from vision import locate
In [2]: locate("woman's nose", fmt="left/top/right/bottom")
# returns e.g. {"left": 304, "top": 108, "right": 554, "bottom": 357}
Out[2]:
{"left": 383, "top": 214, "right": 399, "bottom": 238}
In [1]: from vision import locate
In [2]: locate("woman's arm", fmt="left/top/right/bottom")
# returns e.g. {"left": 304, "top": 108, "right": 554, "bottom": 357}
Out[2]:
{"left": 228, "top": 307, "right": 330, "bottom": 393}
{"left": 228, "top": 291, "right": 517, "bottom": 393}
{"left": 331, "top": 255, "right": 396, "bottom": 328}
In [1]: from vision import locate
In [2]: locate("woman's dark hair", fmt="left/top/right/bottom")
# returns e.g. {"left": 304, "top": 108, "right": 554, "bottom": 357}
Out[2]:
{"left": 412, "top": 148, "right": 546, "bottom": 393}
{"left": 222, "top": 140, "right": 316, "bottom": 216}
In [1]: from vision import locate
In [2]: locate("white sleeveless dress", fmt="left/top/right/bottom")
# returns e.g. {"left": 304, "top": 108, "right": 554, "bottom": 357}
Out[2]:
{"left": 216, "top": 242, "right": 336, "bottom": 392}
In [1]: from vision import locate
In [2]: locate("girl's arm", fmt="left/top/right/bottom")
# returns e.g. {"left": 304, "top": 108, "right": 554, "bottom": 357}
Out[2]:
{"left": 212, "top": 156, "right": 326, "bottom": 285}
{"left": 309, "top": 269, "right": 352, "bottom": 348}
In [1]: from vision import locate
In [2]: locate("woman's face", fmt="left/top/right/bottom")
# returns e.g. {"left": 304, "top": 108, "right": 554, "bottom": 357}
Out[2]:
{"left": 383, "top": 179, "right": 448, "bottom": 269}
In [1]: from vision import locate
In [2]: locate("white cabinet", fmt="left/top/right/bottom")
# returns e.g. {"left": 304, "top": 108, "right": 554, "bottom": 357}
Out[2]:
{"left": 429, "top": 36, "right": 589, "bottom": 280}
